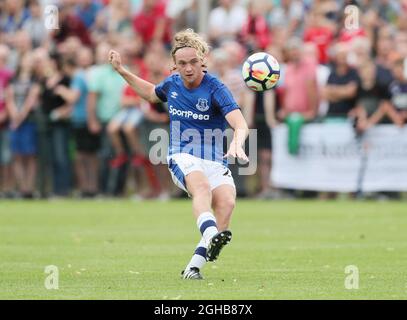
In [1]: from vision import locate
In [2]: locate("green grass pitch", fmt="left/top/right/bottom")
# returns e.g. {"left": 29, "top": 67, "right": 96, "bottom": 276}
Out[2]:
{"left": 1, "top": 199, "right": 406, "bottom": 299}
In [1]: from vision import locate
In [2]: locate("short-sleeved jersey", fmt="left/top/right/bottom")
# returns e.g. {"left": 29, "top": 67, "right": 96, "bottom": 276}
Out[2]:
{"left": 155, "top": 72, "right": 239, "bottom": 165}
{"left": 326, "top": 67, "right": 361, "bottom": 117}
{"left": 88, "top": 64, "right": 126, "bottom": 123}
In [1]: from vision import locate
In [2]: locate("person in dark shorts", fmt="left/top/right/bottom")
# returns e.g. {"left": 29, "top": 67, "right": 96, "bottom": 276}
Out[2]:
{"left": 38, "top": 53, "right": 72, "bottom": 197}
{"left": 253, "top": 89, "right": 278, "bottom": 198}
{"left": 55, "top": 48, "right": 100, "bottom": 197}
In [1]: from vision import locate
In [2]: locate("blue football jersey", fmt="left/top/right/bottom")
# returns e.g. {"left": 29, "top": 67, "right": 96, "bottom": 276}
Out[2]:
{"left": 155, "top": 72, "right": 239, "bottom": 165}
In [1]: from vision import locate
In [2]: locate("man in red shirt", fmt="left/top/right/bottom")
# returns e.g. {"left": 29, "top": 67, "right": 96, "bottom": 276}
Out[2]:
{"left": 132, "top": 0, "right": 172, "bottom": 47}
{"left": 241, "top": 0, "right": 272, "bottom": 51}
{"left": 303, "top": 10, "right": 334, "bottom": 65}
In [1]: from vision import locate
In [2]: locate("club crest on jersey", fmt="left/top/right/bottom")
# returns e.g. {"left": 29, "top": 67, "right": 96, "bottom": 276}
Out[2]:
{"left": 195, "top": 98, "right": 209, "bottom": 112}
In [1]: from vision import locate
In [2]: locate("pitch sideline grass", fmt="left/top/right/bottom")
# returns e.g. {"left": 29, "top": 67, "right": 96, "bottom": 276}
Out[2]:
{"left": 0, "top": 199, "right": 406, "bottom": 299}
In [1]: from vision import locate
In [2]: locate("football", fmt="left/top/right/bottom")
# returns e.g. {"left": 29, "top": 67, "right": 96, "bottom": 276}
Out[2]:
{"left": 242, "top": 52, "right": 280, "bottom": 91}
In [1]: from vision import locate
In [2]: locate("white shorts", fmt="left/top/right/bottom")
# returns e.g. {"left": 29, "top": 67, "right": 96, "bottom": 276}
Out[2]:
{"left": 112, "top": 108, "right": 144, "bottom": 127}
{"left": 167, "top": 153, "right": 235, "bottom": 194}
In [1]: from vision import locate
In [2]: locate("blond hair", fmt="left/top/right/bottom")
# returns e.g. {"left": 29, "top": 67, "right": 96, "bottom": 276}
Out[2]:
{"left": 171, "top": 29, "right": 210, "bottom": 63}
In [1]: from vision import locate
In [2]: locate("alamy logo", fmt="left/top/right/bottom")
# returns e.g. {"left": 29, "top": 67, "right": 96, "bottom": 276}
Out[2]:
{"left": 171, "top": 91, "right": 178, "bottom": 99}
{"left": 196, "top": 98, "right": 209, "bottom": 112}
{"left": 169, "top": 105, "right": 210, "bottom": 120}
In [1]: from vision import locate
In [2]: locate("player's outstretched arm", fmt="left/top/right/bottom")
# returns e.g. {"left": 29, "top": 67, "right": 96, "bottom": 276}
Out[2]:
{"left": 108, "top": 50, "right": 160, "bottom": 103}
{"left": 224, "top": 109, "right": 249, "bottom": 162}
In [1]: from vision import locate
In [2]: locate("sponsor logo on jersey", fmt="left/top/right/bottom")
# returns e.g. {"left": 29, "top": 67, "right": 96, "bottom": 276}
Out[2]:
{"left": 169, "top": 105, "right": 210, "bottom": 120}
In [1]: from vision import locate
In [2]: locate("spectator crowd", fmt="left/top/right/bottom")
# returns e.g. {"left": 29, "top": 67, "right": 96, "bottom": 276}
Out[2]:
{"left": 0, "top": 0, "right": 406, "bottom": 200}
